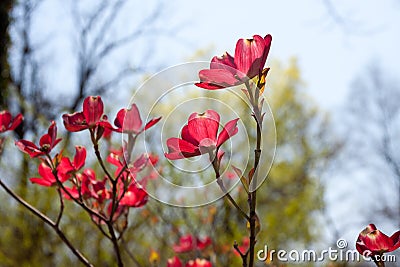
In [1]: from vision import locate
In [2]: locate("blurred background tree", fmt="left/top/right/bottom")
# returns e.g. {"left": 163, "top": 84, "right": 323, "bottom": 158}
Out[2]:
{"left": 0, "top": 0, "right": 180, "bottom": 265}
{"left": 344, "top": 64, "right": 400, "bottom": 225}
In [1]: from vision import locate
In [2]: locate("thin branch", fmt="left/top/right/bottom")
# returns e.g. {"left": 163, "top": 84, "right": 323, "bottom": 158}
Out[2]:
{"left": 0, "top": 178, "right": 93, "bottom": 267}
{"left": 55, "top": 187, "right": 64, "bottom": 227}
{"left": 210, "top": 152, "right": 250, "bottom": 222}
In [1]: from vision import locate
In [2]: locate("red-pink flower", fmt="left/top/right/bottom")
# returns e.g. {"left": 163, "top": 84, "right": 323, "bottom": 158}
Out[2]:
{"left": 107, "top": 149, "right": 150, "bottom": 178}
{"left": 62, "top": 96, "right": 112, "bottom": 132}
{"left": 356, "top": 224, "right": 400, "bottom": 257}
{"left": 196, "top": 34, "right": 272, "bottom": 90}
{"left": 173, "top": 234, "right": 212, "bottom": 253}
{"left": 63, "top": 168, "right": 109, "bottom": 201}
{"left": 185, "top": 259, "right": 212, "bottom": 267}
{"left": 119, "top": 183, "right": 148, "bottom": 207}
{"left": 113, "top": 104, "right": 161, "bottom": 134}
{"left": 58, "top": 146, "right": 87, "bottom": 174}
{"left": 81, "top": 169, "right": 109, "bottom": 201}
{"left": 30, "top": 162, "right": 70, "bottom": 187}
{"left": 167, "top": 256, "right": 183, "bottom": 267}
{"left": 0, "top": 111, "right": 23, "bottom": 133}
{"left": 16, "top": 121, "right": 61, "bottom": 157}
{"left": 165, "top": 110, "right": 239, "bottom": 160}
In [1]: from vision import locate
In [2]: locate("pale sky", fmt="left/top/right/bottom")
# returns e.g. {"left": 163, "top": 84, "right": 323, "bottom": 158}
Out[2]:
{"left": 167, "top": 0, "right": 400, "bottom": 110}
{"left": 33, "top": 0, "right": 400, "bottom": 110}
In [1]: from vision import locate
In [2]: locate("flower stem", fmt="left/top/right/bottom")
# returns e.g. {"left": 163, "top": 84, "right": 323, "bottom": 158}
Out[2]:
{"left": 210, "top": 153, "right": 250, "bottom": 221}
{"left": 373, "top": 255, "right": 386, "bottom": 267}
{"left": 107, "top": 222, "right": 124, "bottom": 267}
{"left": 55, "top": 187, "right": 64, "bottom": 226}
{"left": 90, "top": 130, "right": 124, "bottom": 266}
{"left": 246, "top": 81, "right": 263, "bottom": 267}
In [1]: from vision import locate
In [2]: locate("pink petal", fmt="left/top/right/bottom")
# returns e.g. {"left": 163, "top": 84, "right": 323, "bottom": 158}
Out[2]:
{"left": 164, "top": 151, "right": 188, "bottom": 160}
{"left": 39, "top": 134, "right": 52, "bottom": 148}
{"left": 198, "top": 69, "right": 240, "bottom": 89}
{"left": 9, "top": 113, "right": 23, "bottom": 131}
{"left": 107, "top": 151, "right": 123, "bottom": 168}
{"left": 119, "top": 184, "right": 148, "bottom": 207}
{"left": 364, "top": 230, "right": 393, "bottom": 252}
{"left": 358, "top": 224, "right": 378, "bottom": 243}
{"left": 131, "top": 153, "right": 148, "bottom": 172}
{"left": 47, "top": 121, "right": 58, "bottom": 146}
{"left": 83, "top": 96, "right": 104, "bottom": 126}
{"left": 73, "top": 145, "right": 86, "bottom": 170}
{"left": 210, "top": 52, "right": 236, "bottom": 70}
{"left": 36, "top": 163, "right": 57, "bottom": 185}
{"left": 58, "top": 157, "right": 74, "bottom": 175}
{"left": 234, "top": 35, "right": 268, "bottom": 79}
{"left": 30, "top": 177, "right": 53, "bottom": 187}
{"left": 62, "top": 112, "right": 88, "bottom": 132}
{"left": 194, "top": 82, "right": 225, "bottom": 90}
{"left": 15, "top": 140, "right": 43, "bottom": 158}
{"left": 39, "top": 122, "right": 61, "bottom": 152}
{"left": 173, "top": 235, "right": 194, "bottom": 253}
{"left": 0, "top": 111, "right": 11, "bottom": 131}
{"left": 114, "top": 104, "right": 142, "bottom": 133}
{"left": 165, "top": 138, "right": 201, "bottom": 159}
{"left": 83, "top": 168, "right": 97, "bottom": 180}
{"left": 62, "top": 186, "right": 80, "bottom": 200}
{"left": 181, "top": 125, "right": 199, "bottom": 146}
{"left": 97, "top": 118, "right": 116, "bottom": 133}
{"left": 260, "top": 34, "right": 272, "bottom": 70}
{"left": 216, "top": 118, "right": 239, "bottom": 147}
{"left": 144, "top": 117, "right": 161, "bottom": 131}
{"left": 188, "top": 110, "right": 220, "bottom": 146}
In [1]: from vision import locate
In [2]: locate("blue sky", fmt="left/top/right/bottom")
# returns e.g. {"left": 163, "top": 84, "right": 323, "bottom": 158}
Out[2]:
{"left": 32, "top": 0, "right": 400, "bottom": 110}
{"left": 165, "top": 0, "right": 400, "bottom": 109}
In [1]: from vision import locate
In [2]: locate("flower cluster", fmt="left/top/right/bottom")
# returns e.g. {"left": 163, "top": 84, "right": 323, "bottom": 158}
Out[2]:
{"left": 4, "top": 33, "right": 277, "bottom": 266}
{"left": 15, "top": 96, "right": 161, "bottom": 230}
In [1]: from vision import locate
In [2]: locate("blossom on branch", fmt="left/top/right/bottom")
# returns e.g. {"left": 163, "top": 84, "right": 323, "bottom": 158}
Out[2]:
{"left": 113, "top": 104, "right": 161, "bottom": 134}
{"left": 0, "top": 111, "right": 23, "bottom": 133}
{"left": 30, "top": 162, "right": 70, "bottom": 187}
{"left": 196, "top": 34, "right": 272, "bottom": 90}
{"left": 356, "top": 224, "right": 400, "bottom": 257}
{"left": 165, "top": 110, "right": 239, "bottom": 160}
{"left": 16, "top": 121, "right": 61, "bottom": 158}
{"left": 62, "top": 96, "right": 113, "bottom": 134}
